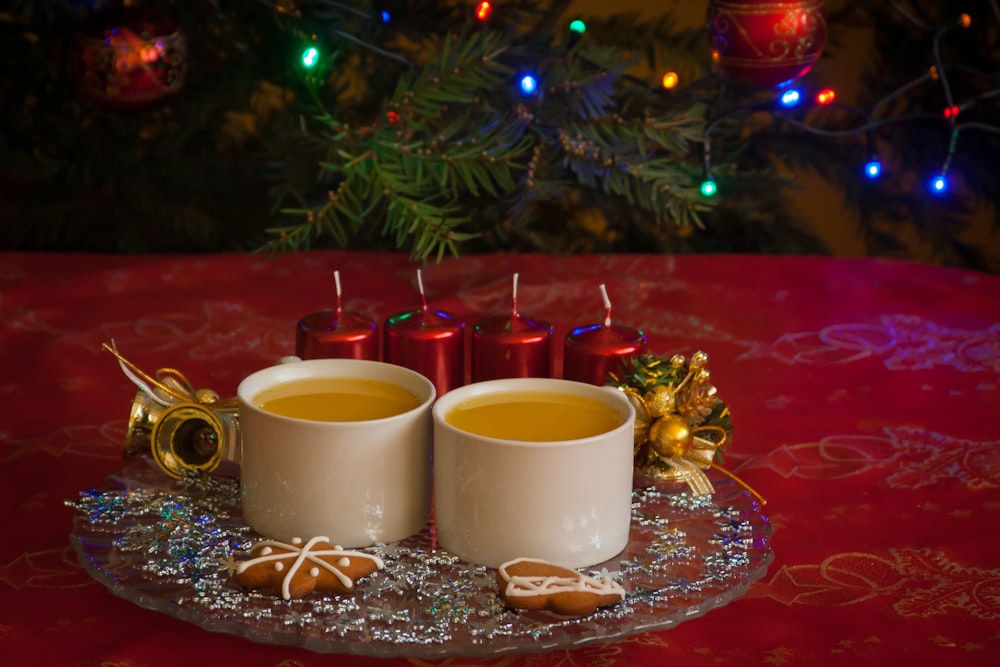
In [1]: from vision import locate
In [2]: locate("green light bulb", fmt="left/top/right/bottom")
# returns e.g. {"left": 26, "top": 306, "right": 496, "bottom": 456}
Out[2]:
{"left": 302, "top": 47, "right": 319, "bottom": 68}
{"left": 569, "top": 19, "right": 586, "bottom": 34}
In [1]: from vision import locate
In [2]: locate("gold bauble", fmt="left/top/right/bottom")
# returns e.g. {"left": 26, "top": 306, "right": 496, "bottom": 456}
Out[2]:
{"left": 648, "top": 415, "right": 693, "bottom": 459}
{"left": 644, "top": 385, "right": 676, "bottom": 418}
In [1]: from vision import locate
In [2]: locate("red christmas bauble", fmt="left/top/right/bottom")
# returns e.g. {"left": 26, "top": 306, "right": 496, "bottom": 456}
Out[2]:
{"left": 73, "top": 10, "right": 187, "bottom": 111}
{"left": 707, "top": 0, "right": 827, "bottom": 87}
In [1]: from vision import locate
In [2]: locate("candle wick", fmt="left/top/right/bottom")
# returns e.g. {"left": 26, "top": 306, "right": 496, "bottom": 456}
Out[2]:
{"left": 511, "top": 272, "right": 519, "bottom": 319}
{"left": 417, "top": 269, "right": 429, "bottom": 312}
{"left": 334, "top": 269, "right": 343, "bottom": 315}
{"left": 599, "top": 283, "right": 612, "bottom": 327}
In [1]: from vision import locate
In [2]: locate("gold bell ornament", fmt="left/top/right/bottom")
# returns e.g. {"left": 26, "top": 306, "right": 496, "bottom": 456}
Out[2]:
{"left": 611, "top": 352, "right": 765, "bottom": 504}
{"left": 103, "top": 342, "right": 240, "bottom": 479}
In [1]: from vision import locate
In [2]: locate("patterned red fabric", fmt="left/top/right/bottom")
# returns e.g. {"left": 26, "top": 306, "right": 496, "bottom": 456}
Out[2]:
{"left": 1, "top": 251, "right": 998, "bottom": 666}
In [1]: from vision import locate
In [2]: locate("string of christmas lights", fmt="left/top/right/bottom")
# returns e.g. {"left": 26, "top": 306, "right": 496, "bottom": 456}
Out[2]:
{"left": 4, "top": 0, "right": 995, "bottom": 262}
{"left": 698, "top": 3, "right": 1000, "bottom": 198}
{"left": 298, "top": 1, "right": 997, "bottom": 201}
{"left": 275, "top": 0, "right": 998, "bottom": 260}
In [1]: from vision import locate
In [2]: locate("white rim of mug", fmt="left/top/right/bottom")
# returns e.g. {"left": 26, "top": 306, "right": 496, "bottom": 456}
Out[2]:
{"left": 237, "top": 358, "right": 436, "bottom": 426}
{"left": 432, "top": 377, "right": 635, "bottom": 449}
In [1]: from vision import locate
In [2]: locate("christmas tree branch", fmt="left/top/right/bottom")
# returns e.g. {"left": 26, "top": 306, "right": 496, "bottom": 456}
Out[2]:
{"left": 262, "top": 5, "right": 714, "bottom": 257}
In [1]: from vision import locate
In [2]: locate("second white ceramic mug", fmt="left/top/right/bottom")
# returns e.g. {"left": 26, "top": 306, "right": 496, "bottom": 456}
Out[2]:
{"left": 432, "top": 378, "right": 636, "bottom": 569}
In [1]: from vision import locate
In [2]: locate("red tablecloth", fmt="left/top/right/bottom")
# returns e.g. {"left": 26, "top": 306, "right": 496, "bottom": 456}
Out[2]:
{"left": 2, "top": 251, "right": 998, "bottom": 666}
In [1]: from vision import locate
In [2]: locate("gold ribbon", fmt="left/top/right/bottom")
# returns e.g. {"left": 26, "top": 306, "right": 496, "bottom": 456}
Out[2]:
{"left": 102, "top": 341, "right": 237, "bottom": 410}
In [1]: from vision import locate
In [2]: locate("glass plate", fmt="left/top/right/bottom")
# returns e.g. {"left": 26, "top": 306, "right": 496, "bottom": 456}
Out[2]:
{"left": 69, "top": 457, "right": 772, "bottom": 658}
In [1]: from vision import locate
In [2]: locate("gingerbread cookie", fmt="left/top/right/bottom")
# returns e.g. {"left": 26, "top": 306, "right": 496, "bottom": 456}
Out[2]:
{"left": 496, "top": 557, "right": 626, "bottom": 616}
{"left": 232, "top": 536, "right": 384, "bottom": 600}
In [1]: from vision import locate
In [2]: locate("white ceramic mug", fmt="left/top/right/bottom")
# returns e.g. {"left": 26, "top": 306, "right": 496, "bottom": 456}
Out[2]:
{"left": 432, "top": 378, "right": 635, "bottom": 569}
{"left": 237, "top": 358, "right": 435, "bottom": 547}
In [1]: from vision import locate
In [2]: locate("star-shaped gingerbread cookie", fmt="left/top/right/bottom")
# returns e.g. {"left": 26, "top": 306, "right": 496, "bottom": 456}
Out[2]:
{"left": 232, "top": 536, "right": 384, "bottom": 600}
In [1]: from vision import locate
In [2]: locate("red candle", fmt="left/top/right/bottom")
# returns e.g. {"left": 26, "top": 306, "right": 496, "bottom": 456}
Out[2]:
{"left": 295, "top": 270, "right": 379, "bottom": 360}
{"left": 384, "top": 270, "right": 465, "bottom": 396}
{"left": 564, "top": 284, "right": 647, "bottom": 385}
{"left": 472, "top": 273, "right": 553, "bottom": 382}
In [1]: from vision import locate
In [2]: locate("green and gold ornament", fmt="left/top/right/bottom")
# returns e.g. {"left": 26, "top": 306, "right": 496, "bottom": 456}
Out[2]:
{"left": 611, "top": 352, "right": 765, "bottom": 504}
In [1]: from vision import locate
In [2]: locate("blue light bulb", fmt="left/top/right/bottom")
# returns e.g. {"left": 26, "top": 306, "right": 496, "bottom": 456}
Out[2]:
{"left": 381, "top": 10, "right": 391, "bottom": 23}
{"left": 779, "top": 89, "right": 802, "bottom": 107}
{"left": 864, "top": 160, "right": 882, "bottom": 179}
{"left": 519, "top": 75, "right": 538, "bottom": 95}
{"left": 929, "top": 175, "right": 947, "bottom": 194}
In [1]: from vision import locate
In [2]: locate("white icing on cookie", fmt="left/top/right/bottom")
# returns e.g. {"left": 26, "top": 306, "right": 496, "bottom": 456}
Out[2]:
{"left": 236, "top": 536, "right": 385, "bottom": 600}
{"left": 498, "top": 557, "right": 626, "bottom": 600}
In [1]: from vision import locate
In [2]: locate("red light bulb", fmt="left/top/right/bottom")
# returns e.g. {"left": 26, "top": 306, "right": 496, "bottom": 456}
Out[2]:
{"left": 815, "top": 88, "right": 836, "bottom": 105}
{"left": 475, "top": 1, "right": 492, "bottom": 21}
